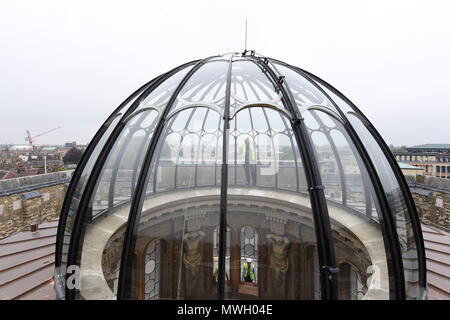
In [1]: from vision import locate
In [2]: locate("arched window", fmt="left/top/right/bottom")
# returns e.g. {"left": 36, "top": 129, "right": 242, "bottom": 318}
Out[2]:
{"left": 144, "top": 239, "right": 161, "bottom": 300}
{"left": 240, "top": 226, "right": 258, "bottom": 283}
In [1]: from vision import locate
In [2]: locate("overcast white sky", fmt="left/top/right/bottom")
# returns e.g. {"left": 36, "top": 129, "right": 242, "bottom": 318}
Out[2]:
{"left": 0, "top": 0, "right": 449, "bottom": 146}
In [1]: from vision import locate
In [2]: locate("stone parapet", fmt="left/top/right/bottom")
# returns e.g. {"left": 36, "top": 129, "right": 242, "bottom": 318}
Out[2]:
{"left": 405, "top": 175, "right": 450, "bottom": 233}
{"left": 0, "top": 173, "right": 69, "bottom": 239}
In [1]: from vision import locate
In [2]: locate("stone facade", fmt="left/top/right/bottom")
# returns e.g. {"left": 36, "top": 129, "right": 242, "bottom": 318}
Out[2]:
{"left": 0, "top": 173, "right": 69, "bottom": 239}
{"left": 411, "top": 190, "right": 450, "bottom": 232}
{"left": 405, "top": 175, "right": 450, "bottom": 233}
{"left": 394, "top": 151, "right": 450, "bottom": 179}
{"left": 102, "top": 225, "right": 126, "bottom": 291}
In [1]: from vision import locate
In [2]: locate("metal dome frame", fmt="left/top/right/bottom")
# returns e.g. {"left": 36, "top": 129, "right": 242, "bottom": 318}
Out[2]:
{"left": 54, "top": 51, "right": 426, "bottom": 300}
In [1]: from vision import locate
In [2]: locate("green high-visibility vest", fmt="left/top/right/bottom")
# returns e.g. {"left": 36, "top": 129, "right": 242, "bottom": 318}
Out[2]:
{"left": 242, "top": 141, "right": 255, "bottom": 162}
{"left": 243, "top": 263, "right": 255, "bottom": 280}
{"left": 215, "top": 266, "right": 218, "bottom": 282}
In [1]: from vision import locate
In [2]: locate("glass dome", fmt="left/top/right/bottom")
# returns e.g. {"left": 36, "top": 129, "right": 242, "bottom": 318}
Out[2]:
{"left": 54, "top": 51, "right": 426, "bottom": 300}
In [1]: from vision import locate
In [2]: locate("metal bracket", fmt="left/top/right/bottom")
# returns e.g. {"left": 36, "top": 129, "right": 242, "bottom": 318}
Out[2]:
{"left": 309, "top": 185, "right": 325, "bottom": 191}
{"left": 278, "top": 75, "right": 285, "bottom": 84}
{"left": 322, "top": 265, "right": 339, "bottom": 281}
{"left": 292, "top": 118, "right": 304, "bottom": 125}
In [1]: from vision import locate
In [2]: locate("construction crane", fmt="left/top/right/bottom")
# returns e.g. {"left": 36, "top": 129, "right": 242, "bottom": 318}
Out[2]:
{"left": 25, "top": 127, "right": 61, "bottom": 153}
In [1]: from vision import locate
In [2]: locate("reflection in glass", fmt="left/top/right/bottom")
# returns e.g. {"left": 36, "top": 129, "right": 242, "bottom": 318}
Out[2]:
{"left": 58, "top": 55, "right": 424, "bottom": 301}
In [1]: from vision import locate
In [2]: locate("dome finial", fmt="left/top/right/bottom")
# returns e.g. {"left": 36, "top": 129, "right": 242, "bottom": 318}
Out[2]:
{"left": 244, "top": 18, "right": 248, "bottom": 54}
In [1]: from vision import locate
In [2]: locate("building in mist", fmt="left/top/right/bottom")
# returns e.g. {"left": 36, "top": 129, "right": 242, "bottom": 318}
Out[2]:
{"left": 393, "top": 144, "right": 450, "bottom": 179}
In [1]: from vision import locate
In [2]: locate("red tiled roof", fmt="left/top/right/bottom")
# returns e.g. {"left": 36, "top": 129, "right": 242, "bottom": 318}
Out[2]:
{"left": 0, "top": 219, "right": 57, "bottom": 300}
{"left": 422, "top": 224, "right": 450, "bottom": 300}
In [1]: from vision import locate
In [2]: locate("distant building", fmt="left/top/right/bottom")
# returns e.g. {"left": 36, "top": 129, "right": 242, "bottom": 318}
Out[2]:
{"left": 393, "top": 144, "right": 450, "bottom": 179}
{"left": 64, "top": 141, "right": 77, "bottom": 148}
{"left": 9, "top": 145, "right": 32, "bottom": 156}
{"left": 397, "top": 161, "right": 425, "bottom": 177}
{"left": 41, "top": 146, "right": 57, "bottom": 153}
{"left": 10, "top": 145, "right": 32, "bottom": 151}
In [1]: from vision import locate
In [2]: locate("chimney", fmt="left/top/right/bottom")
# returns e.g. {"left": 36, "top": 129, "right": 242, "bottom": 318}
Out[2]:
{"left": 30, "top": 220, "right": 38, "bottom": 232}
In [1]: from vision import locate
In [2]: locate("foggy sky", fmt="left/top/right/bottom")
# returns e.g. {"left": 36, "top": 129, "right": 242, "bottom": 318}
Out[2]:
{"left": 1, "top": 0, "right": 449, "bottom": 146}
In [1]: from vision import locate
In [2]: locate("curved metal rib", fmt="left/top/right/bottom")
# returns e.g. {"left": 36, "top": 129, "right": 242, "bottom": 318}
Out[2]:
{"left": 306, "top": 105, "right": 344, "bottom": 124}
{"left": 122, "top": 106, "right": 161, "bottom": 123}
{"left": 166, "top": 103, "right": 224, "bottom": 121}
{"left": 104, "top": 112, "right": 123, "bottom": 127}
{"left": 230, "top": 103, "right": 292, "bottom": 121}
{"left": 346, "top": 111, "right": 370, "bottom": 126}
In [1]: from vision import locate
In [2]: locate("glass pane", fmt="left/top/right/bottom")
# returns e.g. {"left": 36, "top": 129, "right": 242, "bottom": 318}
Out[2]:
{"left": 73, "top": 66, "right": 194, "bottom": 299}
{"left": 305, "top": 65, "right": 420, "bottom": 298}
{"left": 140, "top": 66, "right": 195, "bottom": 111}
{"left": 271, "top": 63, "right": 339, "bottom": 114}
{"left": 310, "top": 130, "right": 342, "bottom": 203}
{"left": 224, "top": 105, "right": 320, "bottom": 300}
{"left": 60, "top": 112, "right": 123, "bottom": 278}
{"left": 230, "top": 60, "right": 287, "bottom": 115}
{"left": 304, "top": 109, "right": 391, "bottom": 300}
{"left": 277, "top": 133, "right": 302, "bottom": 192}
{"left": 347, "top": 114, "right": 420, "bottom": 299}
{"left": 329, "top": 129, "right": 376, "bottom": 218}
{"left": 126, "top": 106, "right": 223, "bottom": 299}
{"left": 171, "top": 60, "right": 229, "bottom": 112}
{"left": 113, "top": 128, "right": 150, "bottom": 206}
{"left": 59, "top": 76, "right": 163, "bottom": 278}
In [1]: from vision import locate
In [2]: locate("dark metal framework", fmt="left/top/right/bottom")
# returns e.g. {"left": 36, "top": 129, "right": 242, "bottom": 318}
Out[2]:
{"left": 293, "top": 66, "right": 427, "bottom": 298}
{"left": 54, "top": 52, "right": 426, "bottom": 300}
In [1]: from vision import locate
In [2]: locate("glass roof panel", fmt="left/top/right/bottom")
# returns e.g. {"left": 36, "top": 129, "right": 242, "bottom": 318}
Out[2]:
{"left": 139, "top": 65, "right": 194, "bottom": 112}
{"left": 170, "top": 60, "right": 229, "bottom": 113}
{"left": 230, "top": 60, "right": 288, "bottom": 115}
{"left": 271, "top": 63, "right": 340, "bottom": 116}
{"left": 347, "top": 113, "right": 420, "bottom": 299}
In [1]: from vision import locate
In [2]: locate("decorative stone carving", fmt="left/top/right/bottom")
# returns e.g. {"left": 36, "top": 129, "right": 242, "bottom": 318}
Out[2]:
{"left": 183, "top": 230, "right": 205, "bottom": 276}
{"left": 182, "top": 230, "right": 206, "bottom": 298}
{"left": 267, "top": 234, "right": 290, "bottom": 281}
{"left": 264, "top": 233, "right": 290, "bottom": 299}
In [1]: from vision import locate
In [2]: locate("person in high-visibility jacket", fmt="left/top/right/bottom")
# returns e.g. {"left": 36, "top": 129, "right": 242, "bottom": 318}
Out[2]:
{"left": 242, "top": 258, "right": 256, "bottom": 283}
{"left": 213, "top": 257, "right": 229, "bottom": 283}
{"left": 242, "top": 137, "right": 256, "bottom": 185}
